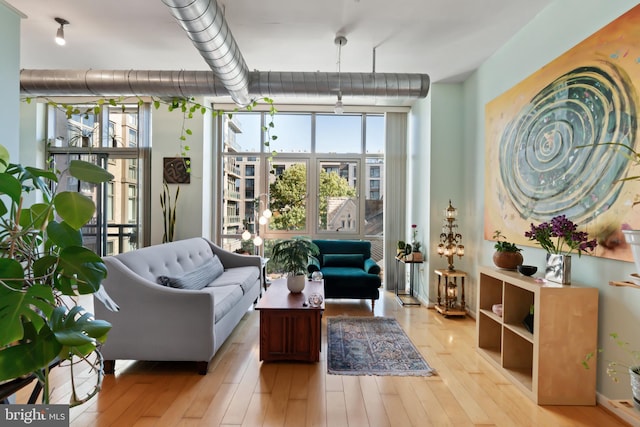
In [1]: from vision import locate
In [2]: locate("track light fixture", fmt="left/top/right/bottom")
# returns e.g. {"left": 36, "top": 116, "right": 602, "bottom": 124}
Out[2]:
{"left": 55, "top": 17, "right": 69, "bottom": 46}
{"left": 334, "top": 35, "right": 347, "bottom": 114}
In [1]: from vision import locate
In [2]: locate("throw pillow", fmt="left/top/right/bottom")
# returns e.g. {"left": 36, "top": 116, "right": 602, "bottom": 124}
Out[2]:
{"left": 157, "top": 256, "right": 224, "bottom": 290}
{"left": 323, "top": 253, "right": 364, "bottom": 269}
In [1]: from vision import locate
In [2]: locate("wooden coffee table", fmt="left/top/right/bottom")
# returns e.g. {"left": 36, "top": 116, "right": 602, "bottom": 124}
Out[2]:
{"left": 255, "top": 278, "right": 324, "bottom": 362}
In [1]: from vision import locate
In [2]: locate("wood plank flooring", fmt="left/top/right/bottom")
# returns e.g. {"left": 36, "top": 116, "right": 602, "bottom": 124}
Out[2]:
{"left": 14, "top": 290, "right": 629, "bottom": 426}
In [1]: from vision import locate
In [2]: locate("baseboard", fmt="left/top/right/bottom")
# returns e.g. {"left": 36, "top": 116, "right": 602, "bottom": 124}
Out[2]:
{"left": 596, "top": 392, "right": 638, "bottom": 426}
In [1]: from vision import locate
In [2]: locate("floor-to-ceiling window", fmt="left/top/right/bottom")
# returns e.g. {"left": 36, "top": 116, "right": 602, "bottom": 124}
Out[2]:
{"left": 219, "top": 111, "right": 385, "bottom": 268}
{"left": 47, "top": 103, "right": 150, "bottom": 256}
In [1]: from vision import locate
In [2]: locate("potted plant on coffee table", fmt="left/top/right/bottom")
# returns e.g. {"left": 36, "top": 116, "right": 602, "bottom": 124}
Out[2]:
{"left": 269, "top": 236, "right": 319, "bottom": 293}
{"left": 492, "top": 230, "right": 523, "bottom": 270}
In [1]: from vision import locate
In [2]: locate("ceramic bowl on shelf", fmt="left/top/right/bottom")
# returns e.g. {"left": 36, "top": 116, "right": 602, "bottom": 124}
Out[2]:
{"left": 517, "top": 265, "right": 537, "bottom": 276}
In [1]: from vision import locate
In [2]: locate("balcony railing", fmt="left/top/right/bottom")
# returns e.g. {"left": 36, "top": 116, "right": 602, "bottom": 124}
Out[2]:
{"left": 81, "top": 223, "right": 138, "bottom": 255}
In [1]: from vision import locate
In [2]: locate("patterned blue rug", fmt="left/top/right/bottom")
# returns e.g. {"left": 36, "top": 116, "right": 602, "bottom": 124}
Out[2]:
{"left": 327, "top": 316, "right": 436, "bottom": 376}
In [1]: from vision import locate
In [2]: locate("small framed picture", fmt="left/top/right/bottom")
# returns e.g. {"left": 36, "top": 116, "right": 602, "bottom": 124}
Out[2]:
{"left": 163, "top": 157, "right": 190, "bottom": 184}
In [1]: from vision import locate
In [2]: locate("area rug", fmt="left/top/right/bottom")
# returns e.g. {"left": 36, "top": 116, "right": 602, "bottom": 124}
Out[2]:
{"left": 327, "top": 316, "right": 436, "bottom": 376}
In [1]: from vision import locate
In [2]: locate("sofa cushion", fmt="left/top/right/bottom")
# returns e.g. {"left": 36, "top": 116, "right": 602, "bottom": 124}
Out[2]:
{"left": 208, "top": 285, "right": 244, "bottom": 323}
{"left": 157, "top": 257, "right": 224, "bottom": 290}
{"left": 323, "top": 253, "right": 364, "bottom": 269}
{"left": 208, "top": 266, "right": 260, "bottom": 294}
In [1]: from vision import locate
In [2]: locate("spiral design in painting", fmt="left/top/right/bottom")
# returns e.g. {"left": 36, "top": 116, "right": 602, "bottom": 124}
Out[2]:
{"left": 499, "top": 62, "right": 637, "bottom": 224}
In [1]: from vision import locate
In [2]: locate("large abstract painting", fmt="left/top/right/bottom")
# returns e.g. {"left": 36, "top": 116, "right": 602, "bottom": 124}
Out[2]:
{"left": 485, "top": 5, "right": 640, "bottom": 262}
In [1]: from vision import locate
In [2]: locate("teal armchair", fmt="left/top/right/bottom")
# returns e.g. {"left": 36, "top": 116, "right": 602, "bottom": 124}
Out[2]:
{"left": 308, "top": 239, "right": 382, "bottom": 309}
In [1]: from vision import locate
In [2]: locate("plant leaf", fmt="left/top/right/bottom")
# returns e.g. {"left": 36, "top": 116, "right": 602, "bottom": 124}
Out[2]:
{"left": 69, "top": 160, "right": 114, "bottom": 183}
{"left": 0, "top": 173, "right": 22, "bottom": 203}
{"left": 0, "top": 284, "right": 55, "bottom": 346}
{"left": 58, "top": 246, "right": 107, "bottom": 294}
{"left": 47, "top": 221, "right": 83, "bottom": 248}
{"left": 53, "top": 191, "right": 96, "bottom": 229}
{"left": 0, "top": 324, "right": 61, "bottom": 381}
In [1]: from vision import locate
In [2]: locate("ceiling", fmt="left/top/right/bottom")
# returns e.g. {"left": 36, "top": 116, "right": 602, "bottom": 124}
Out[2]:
{"left": 9, "top": 0, "right": 552, "bottom": 105}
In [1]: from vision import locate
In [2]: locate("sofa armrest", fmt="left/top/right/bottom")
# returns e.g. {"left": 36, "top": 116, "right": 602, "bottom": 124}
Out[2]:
{"left": 205, "top": 239, "right": 261, "bottom": 269}
{"left": 308, "top": 256, "right": 320, "bottom": 273}
{"left": 364, "top": 258, "right": 381, "bottom": 275}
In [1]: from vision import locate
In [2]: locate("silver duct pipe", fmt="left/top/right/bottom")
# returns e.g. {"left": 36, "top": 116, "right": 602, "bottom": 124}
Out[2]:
{"left": 20, "top": 69, "right": 430, "bottom": 99}
{"left": 161, "top": 0, "right": 251, "bottom": 106}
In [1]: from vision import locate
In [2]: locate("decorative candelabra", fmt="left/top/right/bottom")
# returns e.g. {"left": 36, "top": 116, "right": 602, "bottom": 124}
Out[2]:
{"left": 436, "top": 200, "right": 465, "bottom": 271}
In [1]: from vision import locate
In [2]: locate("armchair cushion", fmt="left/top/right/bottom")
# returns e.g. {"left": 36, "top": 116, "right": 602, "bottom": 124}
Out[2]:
{"left": 364, "top": 258, "right": 381, "bottom": 275}
{"left": 323, "top": 253, "right": 364, "bottom": 269}
{"left": 157, "top": 256, "right": 224, "bottom": 290}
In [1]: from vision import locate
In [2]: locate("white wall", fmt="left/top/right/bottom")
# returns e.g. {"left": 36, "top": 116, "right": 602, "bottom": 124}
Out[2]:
{"left": 150, "top": 99, "right": 212, "bottom": 245}
{"left": 462, "top": 0, "right": 640, "bottom": 401}
{"left": 409, "top": 85, "right": 471, "bottom": 306}
{"left": 0, "top": 2, "right": 22, "bottom": 162}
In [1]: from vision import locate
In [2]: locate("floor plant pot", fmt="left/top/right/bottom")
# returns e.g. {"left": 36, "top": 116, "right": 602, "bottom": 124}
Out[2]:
{"left": 545, "top": 254, "right": 571, "bottom": 284}
{"left": 492, "top": 251, "right": 523, "bottom": 270}
{"left": 287, "top": 274, "right": 306, "bottom": 293}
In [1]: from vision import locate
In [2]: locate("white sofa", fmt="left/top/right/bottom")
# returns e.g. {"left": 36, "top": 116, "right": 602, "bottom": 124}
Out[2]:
{"left": 94, "top": 237, "right": 261, "bottom": 374}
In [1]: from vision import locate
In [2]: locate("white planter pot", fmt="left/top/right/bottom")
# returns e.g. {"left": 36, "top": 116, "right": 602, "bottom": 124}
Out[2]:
{"left": 623, "top": 230, "right": 640, "bottom": 276}
{"left": 630, "top": 366, "right": 640, "bottom": 409}
{"left": 287, "top": 274, "right": 306, "bottom": 293}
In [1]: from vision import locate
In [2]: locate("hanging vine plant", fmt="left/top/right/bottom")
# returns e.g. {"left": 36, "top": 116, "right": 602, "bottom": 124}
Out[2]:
{"left": 24, "top": 95, "right": 279, "bottom": 162}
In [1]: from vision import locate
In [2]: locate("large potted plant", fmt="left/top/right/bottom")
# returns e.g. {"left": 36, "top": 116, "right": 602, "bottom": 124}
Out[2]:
{"left": 0, "top": 144, "right": 114, "bottom": 406}
{"left": 492, "top": 230, "right": 523, "bottom": 270}
{"left": 269, "top": 236, "right": 319, "bottom": 293}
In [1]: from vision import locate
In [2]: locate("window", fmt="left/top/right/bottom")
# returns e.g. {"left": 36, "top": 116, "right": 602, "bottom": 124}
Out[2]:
{"left": 219, "top": 112, "right": 385, "bottom": 259}
{"left": 106, "top": 183, "right": 114, "bottom": 221}
{"left": 127, "top": 185, "right": 137, "bottom": 223}
{"left": 48, "top": 103, "right": 147, "bottom": 256}
{"left": 128, "top": 159, "right": 137, "bottom": 180}
{"left": 316, "top": 114, "right": 361, "bottom": 153}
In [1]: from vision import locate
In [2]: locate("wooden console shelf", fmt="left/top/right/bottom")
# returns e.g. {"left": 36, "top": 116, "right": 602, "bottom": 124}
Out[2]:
{"left": 477, "top": 266, "right": 598, "bottom": 405}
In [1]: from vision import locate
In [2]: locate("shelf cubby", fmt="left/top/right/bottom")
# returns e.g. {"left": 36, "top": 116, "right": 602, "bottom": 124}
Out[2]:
{"left": 476, "top": 266, "right": 598, "bottom": 405}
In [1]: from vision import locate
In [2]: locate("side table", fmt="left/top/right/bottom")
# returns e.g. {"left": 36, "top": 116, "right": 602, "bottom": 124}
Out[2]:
{"left": 434, "top": 269, "right": 466, "bottom": 316}
{"left": 394, "top": 256, "right": 422, "bottom": 306}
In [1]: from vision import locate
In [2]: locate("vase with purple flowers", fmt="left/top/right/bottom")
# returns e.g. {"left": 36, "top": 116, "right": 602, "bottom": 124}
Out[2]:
{"left": 524, "top": 215, "right": 598, "bottom": 284}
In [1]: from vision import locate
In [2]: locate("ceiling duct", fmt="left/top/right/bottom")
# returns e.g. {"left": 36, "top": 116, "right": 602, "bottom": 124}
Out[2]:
{"left": 161, "top": 0, "right": 251, "bottom": 106}
{"left": 20, "top": 69, "right": 430, "bottom": 99}
{"left": 20, "top": 1, "right": 431, "bottom": 101}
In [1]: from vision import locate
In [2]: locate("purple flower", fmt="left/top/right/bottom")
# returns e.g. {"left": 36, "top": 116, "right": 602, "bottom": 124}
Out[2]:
{"left": 524, "top": 215, "right": 597, "bottom": 257}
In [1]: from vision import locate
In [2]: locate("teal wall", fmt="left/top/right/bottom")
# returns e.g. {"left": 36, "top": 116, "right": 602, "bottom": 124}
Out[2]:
{"left": 0, "top": 3, "right": 22, "bottom": 162}
{"left": 461, "top": 0, "right": 640, "bottom": 401}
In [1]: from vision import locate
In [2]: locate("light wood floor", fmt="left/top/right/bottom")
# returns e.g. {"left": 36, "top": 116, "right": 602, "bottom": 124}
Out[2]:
{"left": 16, "top": 290, "right": 628, "bottom": 426}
